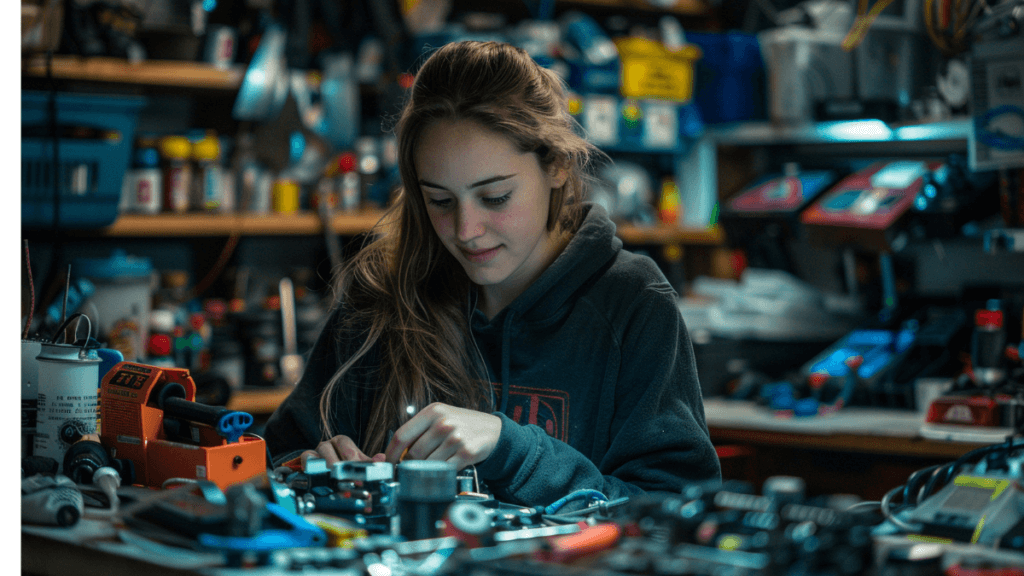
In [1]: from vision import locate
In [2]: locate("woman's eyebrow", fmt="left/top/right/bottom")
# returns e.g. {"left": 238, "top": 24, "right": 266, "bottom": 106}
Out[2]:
{"left": 419, "top": 174, "right": 516, "bottom": 191}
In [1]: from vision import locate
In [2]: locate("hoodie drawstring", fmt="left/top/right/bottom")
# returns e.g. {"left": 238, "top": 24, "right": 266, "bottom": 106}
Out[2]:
{"left": 499, "top": 310, "right": 514, "bottom": 415}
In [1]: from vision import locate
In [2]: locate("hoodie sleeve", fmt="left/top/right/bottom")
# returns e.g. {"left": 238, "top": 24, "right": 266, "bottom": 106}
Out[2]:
{"left": 263, "top": 304, "right": 366, "bottom": 465}
{"left": 475, "top": 285, "right": 721, "bottom": 507}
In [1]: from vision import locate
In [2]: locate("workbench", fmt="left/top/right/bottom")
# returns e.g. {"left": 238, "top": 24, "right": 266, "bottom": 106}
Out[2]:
{"left": 704, "top": 398, "right": 998, "bottom": 500}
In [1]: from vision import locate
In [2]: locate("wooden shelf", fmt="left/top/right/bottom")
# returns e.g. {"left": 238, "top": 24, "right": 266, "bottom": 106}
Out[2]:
{"left": 617, "top": 222, "right": 723, "bottom": 245}
{"left": 91, "top": 210, "right": 387, "bottom": 236}
{"left": 22, "top": 55, "right": 244, "bottom": 90}
{"left": 80, "top": 212, "right": 722, "bottom": 244}
{"left": 225, "top": 386, "right": 294, "bottom": 415}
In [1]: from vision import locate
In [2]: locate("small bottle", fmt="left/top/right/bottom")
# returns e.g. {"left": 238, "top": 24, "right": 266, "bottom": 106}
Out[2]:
{"left": 272, "top": 178, "right": 301, "bottom": 214}
{"left": 147, "top": 308, "right": 177, "bottom": 367}
{"left": 311, "top": 171, "right": 338, "bottom": 214}
{"left": 337, "top": 152, "right": 360, "bottom": 212}
{"left": 369, "top": 134, "right": 399, "bottom": 207}
{"left": 160, "top": 136, "right": 193, "bottom": 214}
{"left": 192, "top": 132, "right": 224, "bottom": 212}
{"left": 124, "top": 137, "right": 163, "bottom": 214}
{"left": 356, "top": 136, "right": 380, "bottom": 207}
{"left": 659, "top": 177, "right": 681, "bottom": 225}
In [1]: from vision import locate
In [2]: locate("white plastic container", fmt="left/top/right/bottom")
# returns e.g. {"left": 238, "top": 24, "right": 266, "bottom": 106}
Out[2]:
{"left": 34, "top": 342, "right": 101, "bottom": 471}
{"left": 73, "top": 250, "right": 155, "bottom": 362}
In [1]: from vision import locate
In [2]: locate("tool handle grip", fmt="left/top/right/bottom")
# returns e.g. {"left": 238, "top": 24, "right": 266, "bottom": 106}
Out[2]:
{"left": 162, "top": 397, "right": 252, "bottom": 443}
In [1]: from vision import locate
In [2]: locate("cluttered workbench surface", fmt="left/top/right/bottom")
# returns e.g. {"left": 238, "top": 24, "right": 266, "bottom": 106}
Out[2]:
{"left": 22, "top": 445, "right": 1024, "bottom": 576}
{"left": 21, "top": 307, "right": 1024, "bottom": 575}
{"left": 20, "top": 357, "right": 1024, "bottom": 576}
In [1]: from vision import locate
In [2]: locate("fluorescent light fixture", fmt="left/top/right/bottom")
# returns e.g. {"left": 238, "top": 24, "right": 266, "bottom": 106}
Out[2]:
{"left": 816, "top": 120, "right": 893, "bottom": 142}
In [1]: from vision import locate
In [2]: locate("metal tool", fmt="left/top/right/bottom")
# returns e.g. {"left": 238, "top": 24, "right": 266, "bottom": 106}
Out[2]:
{"left": 397, "top": 461, "right": 457, "bottom": 541}
{"left": 278, "top": 277, "right": 303, "bottom": 386}
{"left": 278, "top": 277, "right": 304, "bottom": 387}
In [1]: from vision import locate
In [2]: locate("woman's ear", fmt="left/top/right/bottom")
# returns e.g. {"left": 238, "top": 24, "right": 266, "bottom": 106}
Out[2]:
{"left": 547, "top": 160, "right": 569, "bottom": 190}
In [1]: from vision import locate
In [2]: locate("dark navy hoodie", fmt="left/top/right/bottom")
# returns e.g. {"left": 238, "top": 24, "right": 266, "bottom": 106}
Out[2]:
{"left": 264, "top": 203, "right": 721, "bottom": 506}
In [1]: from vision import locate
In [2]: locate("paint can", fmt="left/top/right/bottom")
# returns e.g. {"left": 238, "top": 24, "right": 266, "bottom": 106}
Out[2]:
{"left": 33, "top": 342, "right": 102, "bottom": 472}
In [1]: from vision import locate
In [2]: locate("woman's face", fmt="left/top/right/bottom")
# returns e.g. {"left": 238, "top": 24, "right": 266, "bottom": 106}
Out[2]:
{"left": 414, "top": 118, "right": 568, "bottom": 313}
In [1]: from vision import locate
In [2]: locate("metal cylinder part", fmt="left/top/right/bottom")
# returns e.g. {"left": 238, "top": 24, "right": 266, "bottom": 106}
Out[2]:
{"left": 397, "top": 461, "right": 456, "bottom": 541}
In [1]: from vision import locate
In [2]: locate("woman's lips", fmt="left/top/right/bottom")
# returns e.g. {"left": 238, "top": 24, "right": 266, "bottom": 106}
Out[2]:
{"left": 461, "top": 246, "right": 501, "bottom": 263}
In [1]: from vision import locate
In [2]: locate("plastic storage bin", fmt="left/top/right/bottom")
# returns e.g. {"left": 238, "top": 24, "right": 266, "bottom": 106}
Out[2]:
{"left": 685, "top": 32, "right": 765, "bottom": 124}
{"left": 613, "top": 36, "right": 702, "bottom": 102}
{"left": 22, "top": 91, "right": 147, "bottom": 228}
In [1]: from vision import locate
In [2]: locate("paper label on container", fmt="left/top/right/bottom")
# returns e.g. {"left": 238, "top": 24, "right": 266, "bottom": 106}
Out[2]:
{"left": 583, "top": 95, "right": 619, "bottom": 146}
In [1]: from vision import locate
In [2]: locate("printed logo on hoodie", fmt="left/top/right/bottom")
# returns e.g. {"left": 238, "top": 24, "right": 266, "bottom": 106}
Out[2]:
{"left": 494, "top": 383, "right": 569, "bottom": 443}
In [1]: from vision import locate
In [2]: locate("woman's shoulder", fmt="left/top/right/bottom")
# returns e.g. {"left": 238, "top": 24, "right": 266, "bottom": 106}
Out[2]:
{"left": 577, "top": 248, "right": 679, "bottom": 320}
{"left": 599, "top": 248, "right": 675, "bottom": 293}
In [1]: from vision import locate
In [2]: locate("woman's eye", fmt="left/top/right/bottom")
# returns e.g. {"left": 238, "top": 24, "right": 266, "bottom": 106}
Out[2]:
{"left": 427, "top": 198, "right": 453, "bottom": 208}
{"left": 483, "top": 192, "right": 512, "bottom": 206}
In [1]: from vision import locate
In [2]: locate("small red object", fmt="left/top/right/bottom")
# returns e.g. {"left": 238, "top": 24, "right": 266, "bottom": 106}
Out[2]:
{"left": 926, "top": 395, "right": 1001, "bottom": 427}
{"left": 536, "top": 522, "right": 622, "bottom": 563}
{"left": 337, "top": 152, "right": 357, "bottom": 173}
{"left": 975, "top": 309, "right": 1004, "bottom": 328}
{"left": 809, "top": 372, "right": 829, "bottom": 390}
{"left": 148, "top": 334, "right": 172, "bottom": 357}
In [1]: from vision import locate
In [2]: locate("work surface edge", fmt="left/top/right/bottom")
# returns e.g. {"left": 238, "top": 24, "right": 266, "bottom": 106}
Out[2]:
{"left": 705, "top": 398, "right": 992, "bottom": 458}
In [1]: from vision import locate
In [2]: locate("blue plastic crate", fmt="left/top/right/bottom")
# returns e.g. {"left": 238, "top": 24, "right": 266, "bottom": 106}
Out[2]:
{"left": 22, "top": 91, "right": 146, "bottom": 228}
{"left": 685, "top": 32, "right": 766, "bottom": 124}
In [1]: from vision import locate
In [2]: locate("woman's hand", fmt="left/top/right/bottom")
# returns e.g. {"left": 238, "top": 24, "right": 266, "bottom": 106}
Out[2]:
{"left": 301, "top": 435, "right": 386, "bottom": 467}
{"left": 384, "top": 403, "right": 502, "bottom": 470}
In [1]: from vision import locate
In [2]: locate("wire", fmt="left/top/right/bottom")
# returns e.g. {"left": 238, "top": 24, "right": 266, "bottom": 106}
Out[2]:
{"left": 544, "top": 489, "right": 609, "bottom": 515}
{"left": 880, "top": 484, "right": 920, "bottom": 532}
{"left": 921, "top": 436, "right": 1022, "bottom": 501}
{"left": 50, "top": 312, "right": 91, "bottom": 346}
{"left": 24, "top": 240, "right": 35, "bottom": 339}
{"left": 245, "top": 432, "right": 274, "bottom": 471}
{"left": 541, "top": 496, "right": 630, "bottom": 525}
{"left": 923, "top": 0, "right": 985, "bottom": 56}
{"left": 843, "top": 500, "right": 884, "bottom": 514}
{"left": 191, "top": 232, "right": 241, "bottom": 298}
{"left": 841, "top": 0, "right": 898, "bottom": 51}
{"left": 903, "top": 463, "right": 944, "bottom": 506}
{"left": 161, "top": 477, "right": 200, "bottom": 489}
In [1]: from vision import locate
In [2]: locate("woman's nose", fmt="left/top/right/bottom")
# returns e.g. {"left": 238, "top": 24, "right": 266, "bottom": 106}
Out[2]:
{"left": 456, "top": 203, "right": 485, "bottom": 242}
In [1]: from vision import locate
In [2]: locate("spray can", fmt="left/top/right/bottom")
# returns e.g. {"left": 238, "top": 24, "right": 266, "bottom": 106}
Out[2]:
{"left": 33, "top": 342, "right": 102, "bottom": 472}
{"left": 160, "top": 135, "right": 193, "bottom": 214}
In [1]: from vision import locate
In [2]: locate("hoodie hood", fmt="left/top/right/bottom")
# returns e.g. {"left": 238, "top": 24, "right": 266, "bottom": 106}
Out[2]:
{"left": 470, "top": 202, "right": 622, "bottom": 413}
{"left": 495, "top": 202, "right": 622, "bottom": 323}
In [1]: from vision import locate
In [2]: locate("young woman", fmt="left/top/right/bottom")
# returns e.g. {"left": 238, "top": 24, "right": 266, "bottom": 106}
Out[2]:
{"left": 264, "top": 40, "right": 721, "bottom": 506}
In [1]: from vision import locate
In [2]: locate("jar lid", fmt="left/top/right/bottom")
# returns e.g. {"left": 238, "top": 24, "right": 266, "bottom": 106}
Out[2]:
{"left": 134, "top": 146, "right": 161, "bottom": 168}
{"left": 192, "top": 135, "right": 221, "bottom": 161}
{"left": 272, "top": 179, "right": 300, "bottom": 195}
{"left": 73, "top": 249, "right": 153, "bottom": 280}
{"left": 160, "top": 135, "right": 192, "bottom": 160}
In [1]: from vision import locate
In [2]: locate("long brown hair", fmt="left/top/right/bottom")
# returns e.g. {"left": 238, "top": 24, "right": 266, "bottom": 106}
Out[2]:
{"left": 318, "top": 40, "right": 602, "bottom": 455}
